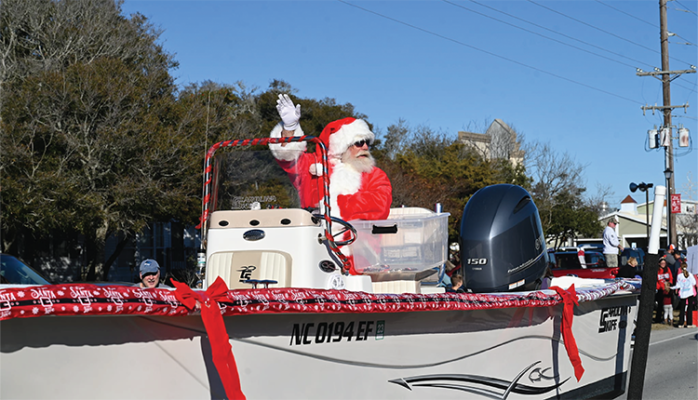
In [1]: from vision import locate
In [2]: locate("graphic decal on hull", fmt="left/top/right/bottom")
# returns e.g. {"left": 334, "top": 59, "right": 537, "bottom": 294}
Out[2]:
{"left": 598, "top": 306, "right": 631, "bottom": 333}
{"left": 389, "top": 361, "right": 568, "bottom": 399}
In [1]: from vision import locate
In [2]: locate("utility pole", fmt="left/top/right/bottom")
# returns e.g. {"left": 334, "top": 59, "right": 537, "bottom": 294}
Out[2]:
{"left": 660, "top": 0, "right": 675, "bottom": 248}
{"left": 637, "top": 0, "right": 695, "bottom": 248}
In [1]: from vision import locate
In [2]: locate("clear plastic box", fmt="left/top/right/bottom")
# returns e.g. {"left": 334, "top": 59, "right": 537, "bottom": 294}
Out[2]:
{"left": 348, "top": 208, "right": 449, "bottom": 279}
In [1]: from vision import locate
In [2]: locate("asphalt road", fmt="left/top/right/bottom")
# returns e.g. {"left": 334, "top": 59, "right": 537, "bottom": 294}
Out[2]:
{"left": 618, "top": 323, "right": 698, "bottom": 400}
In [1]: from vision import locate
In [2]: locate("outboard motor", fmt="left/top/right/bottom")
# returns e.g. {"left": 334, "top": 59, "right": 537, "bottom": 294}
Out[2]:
{"left": 459, "top": 184, "right": 548, "bottom": 293}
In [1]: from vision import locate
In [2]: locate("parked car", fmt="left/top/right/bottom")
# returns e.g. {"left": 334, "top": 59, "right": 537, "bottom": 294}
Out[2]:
{"left": 0, "top": 254, "right": 51, "bottom": 285}
{"left": 549, "top": 248, "right": 618, "bottom": 279}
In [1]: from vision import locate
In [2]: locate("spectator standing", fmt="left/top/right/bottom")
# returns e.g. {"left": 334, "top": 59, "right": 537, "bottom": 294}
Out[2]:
{"left": 617, "top": 257, "right": 640, "bottom": 279}
{"left": 665, "top": 246, "right": 678, "bottom": 284}
{"left": 662, "top": 287, "right": 673, "bottom": 326}
{"left": 671, "top": 262, "right": 697, "bottom": 328}
{"left": 655, "top": 258, "right": 673, "bottom": 323}
{"left": 671, "top": 248, "right": 684, "bottom": 280}
{"left": 603, "top": 219, "right": 623, "bottom": 269}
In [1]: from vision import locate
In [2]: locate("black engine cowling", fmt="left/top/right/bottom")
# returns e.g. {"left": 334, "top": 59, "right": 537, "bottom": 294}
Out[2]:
{"left": 459, "top": 184, "right": 548, "bottom": 293}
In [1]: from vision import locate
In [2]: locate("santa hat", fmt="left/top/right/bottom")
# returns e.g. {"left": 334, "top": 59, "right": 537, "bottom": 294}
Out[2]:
{"left": 319, "top": 118, "right": 375, "bottom": 159}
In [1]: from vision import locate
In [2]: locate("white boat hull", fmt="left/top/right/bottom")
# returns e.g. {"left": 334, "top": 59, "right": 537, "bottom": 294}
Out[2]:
{"left": 1, "top": 292, "right": 636, "bottom": 399}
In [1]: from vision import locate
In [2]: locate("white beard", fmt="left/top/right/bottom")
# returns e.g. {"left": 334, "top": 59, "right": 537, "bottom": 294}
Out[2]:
{"left": 341, "top": 150, "right": 375, "bottom": 173}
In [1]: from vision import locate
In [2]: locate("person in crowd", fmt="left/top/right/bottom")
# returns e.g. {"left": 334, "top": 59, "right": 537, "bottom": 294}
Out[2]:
{"left": 134, "top": 259, "right": 169, "bottom": 289}
{"left": 447, "top": 275, "right": 466, "bottom": 293}
{"left": 662, "top": 285, "right": 673, "bottom": 326}
{"left": 665, "top": 246, "right": 678, "bottom": 284}
{"left": 269, "top": 94, "right": 392, "bottom": 275}
{"left": 617, "top": 256, "right": 640, "bottom": 279}
{"left": 670, "top": 262, "right": 697, "bottom": 328}
{"left": 671, "top": 248, "right": 684, "bottom": 281}
{"left": 603, "top": 219, "right": 623, "bottom": 269}
{"left": 655, "top": 258, "right": 673, "bottom": 324}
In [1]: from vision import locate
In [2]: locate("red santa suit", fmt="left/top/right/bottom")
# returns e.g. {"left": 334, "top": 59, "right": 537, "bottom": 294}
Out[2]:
{"left": 269, "top": 118, "right": 392, "bottom": 274}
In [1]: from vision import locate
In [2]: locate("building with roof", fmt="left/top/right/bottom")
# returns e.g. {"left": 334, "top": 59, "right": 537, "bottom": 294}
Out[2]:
{"left": 458, "top": 119, "right": 524, "bottom": 167}
{"left": 578, "top": 195, "right": 698, "bottom": 251}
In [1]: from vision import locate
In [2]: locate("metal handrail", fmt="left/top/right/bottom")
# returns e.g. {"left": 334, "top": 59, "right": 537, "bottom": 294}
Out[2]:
{"left": 198, "top": 136, "right": 351, "bottom": 272}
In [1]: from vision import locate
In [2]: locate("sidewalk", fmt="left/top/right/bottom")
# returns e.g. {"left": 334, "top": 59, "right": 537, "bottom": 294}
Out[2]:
{"left": 651, "top": 308, "right": 697, "bottom": 330}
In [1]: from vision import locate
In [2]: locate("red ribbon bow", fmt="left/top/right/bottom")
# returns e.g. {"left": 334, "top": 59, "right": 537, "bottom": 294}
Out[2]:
{"left": 550, "top": 284, "right": 585, "bottom": 381}
{"left": 173, "top": 277, "right": 246, "bottom": 400}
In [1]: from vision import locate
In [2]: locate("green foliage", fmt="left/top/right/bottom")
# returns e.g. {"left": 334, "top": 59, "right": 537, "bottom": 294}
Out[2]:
{"left": 541, "top": 188, "right": 602, "bottom": 248}
{"left": 374, "top": 124, "right": 525, "bottom": 239}
{"left": 1, "top": 0, "right": 193, "bottom": 279}
{"left": 1, "top": 1, "right": 602, "bottom": 281}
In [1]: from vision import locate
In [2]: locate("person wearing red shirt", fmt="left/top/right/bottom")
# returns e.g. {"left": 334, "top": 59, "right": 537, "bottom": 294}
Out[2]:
{"left": 655, "top": 258, "right": 674, "bottom": 323}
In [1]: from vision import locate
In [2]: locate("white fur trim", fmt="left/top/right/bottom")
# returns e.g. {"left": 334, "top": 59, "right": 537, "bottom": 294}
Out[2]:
{"left": 327, "top": 161, "right": 363, "bottom": 221}
{"left": 328, "top": 119, "right": 375, "bottom": 158}
{"left": 269, "top": 123, "right": 306, "bottom": 161}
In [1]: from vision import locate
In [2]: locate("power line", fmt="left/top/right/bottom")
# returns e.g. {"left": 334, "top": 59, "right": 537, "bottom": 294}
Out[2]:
{"left": 455, "top": 0, "right": 655, "bottom": 69}
{"left": 594, "top": 0, "right": 658, "bottom": 28}
{"left": 458, "top": 0, "right": 696, "bottom": 94}
{"left": 595, "top": 1, "right": 696, "bottom": 58}
{"left": 674, "top": 77, "right": 698, "bottom": 93}
{"left": 668, "top": 0, "right": 697, "bottom": 46}
{"left": 337, "top": 0, "right": 642, "bottom": 105}
{"left": 670, "top": 39, "right": 696, "bottom": 46}
{"left": 526, "top": 0, "right": 695, "bottom": 66}
{"left": 673, "top": 0, "right": 697, "bottom": 15}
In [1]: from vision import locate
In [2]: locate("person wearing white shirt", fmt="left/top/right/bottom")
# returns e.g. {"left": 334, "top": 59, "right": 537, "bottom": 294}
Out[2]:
{"left": 670, "top": 262, "right": 697, "bottom": 328}
{"left": 603, "top": 219, "right": 623, "bottom": 268}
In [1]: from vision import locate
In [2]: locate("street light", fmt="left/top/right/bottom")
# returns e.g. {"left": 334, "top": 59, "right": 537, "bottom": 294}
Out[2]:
{"left": 630, "top": 182, "right": 654, "bottom": 251}
{"left": 664, "top": 168, "right": 673, "bottom": 248}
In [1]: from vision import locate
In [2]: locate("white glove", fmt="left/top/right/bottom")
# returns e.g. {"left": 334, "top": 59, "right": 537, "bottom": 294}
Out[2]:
{"left": 276, "top": 94, "right": 301, "bottom": 131}
{"left": 309, "top": 163, "right": 323, "bottom": 176}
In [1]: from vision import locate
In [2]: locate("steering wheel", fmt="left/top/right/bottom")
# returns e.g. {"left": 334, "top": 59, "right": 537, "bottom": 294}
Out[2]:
{"left": 313, "top": 214, "right": 357, "bottom": 247}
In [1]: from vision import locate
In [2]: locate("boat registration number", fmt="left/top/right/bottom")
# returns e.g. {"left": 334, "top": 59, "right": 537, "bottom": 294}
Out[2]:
{"left": 290, "top": 320, "right": 385, "bottom": 346}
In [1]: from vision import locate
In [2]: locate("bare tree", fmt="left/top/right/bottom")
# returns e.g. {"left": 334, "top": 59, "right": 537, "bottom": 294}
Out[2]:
{"left": 1, "top": 0, "right": 196, "bottom": 281}
{"left": 524, "top": 141, "right": 601, "bottom": 247}
{"left": 586, "top": 183, "right": 615, "bottom": 217}
{"left": 379, "top": 118, "right": 410, "bottom": 160}
{"left": 1, "top": 0, "right": 167, "bottom": 86}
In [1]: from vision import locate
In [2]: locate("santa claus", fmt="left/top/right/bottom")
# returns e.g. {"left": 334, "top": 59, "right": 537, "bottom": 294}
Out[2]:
{"left": 269, "top": 94, "right": 393, "bottom": 273}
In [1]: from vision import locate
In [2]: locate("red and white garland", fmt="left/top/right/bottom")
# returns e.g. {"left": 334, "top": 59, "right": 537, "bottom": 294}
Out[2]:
{"left": 0, "top": 280, "right": 635, "bottom": 321}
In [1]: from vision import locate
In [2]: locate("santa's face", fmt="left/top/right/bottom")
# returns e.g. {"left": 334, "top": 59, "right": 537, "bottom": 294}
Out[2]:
{"left": 140, "top": 271, "right": 160, "bottom": 288}
{"left": 343, "top": 140, "right": 375, "bottom": 173}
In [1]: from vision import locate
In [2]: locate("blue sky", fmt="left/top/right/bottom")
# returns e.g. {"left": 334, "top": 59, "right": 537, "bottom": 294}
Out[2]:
{"left": 121, "top": 0, "right": 697, "bottom": 209}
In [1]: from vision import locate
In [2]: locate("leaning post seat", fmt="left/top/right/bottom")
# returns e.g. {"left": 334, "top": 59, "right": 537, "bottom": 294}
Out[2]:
{"left": 205, "top": 209, "right": 335, "bottom": 290}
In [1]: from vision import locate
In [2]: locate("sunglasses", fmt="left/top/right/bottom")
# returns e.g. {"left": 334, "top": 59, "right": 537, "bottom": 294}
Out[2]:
{"left": 353, "top": 139, "right": 372, "bottom": 148}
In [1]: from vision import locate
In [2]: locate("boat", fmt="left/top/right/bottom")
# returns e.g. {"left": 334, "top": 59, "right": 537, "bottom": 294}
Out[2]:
{"left": 1, "top": 136, "right": 638, "bottom": 399}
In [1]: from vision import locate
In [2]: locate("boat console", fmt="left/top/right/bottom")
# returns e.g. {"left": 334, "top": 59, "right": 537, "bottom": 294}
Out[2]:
{"left": 197, "top": 137, "right": 453, "bottom": 294}
{"left": 204, "top": 206, "right": 450, "bottom": 294}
